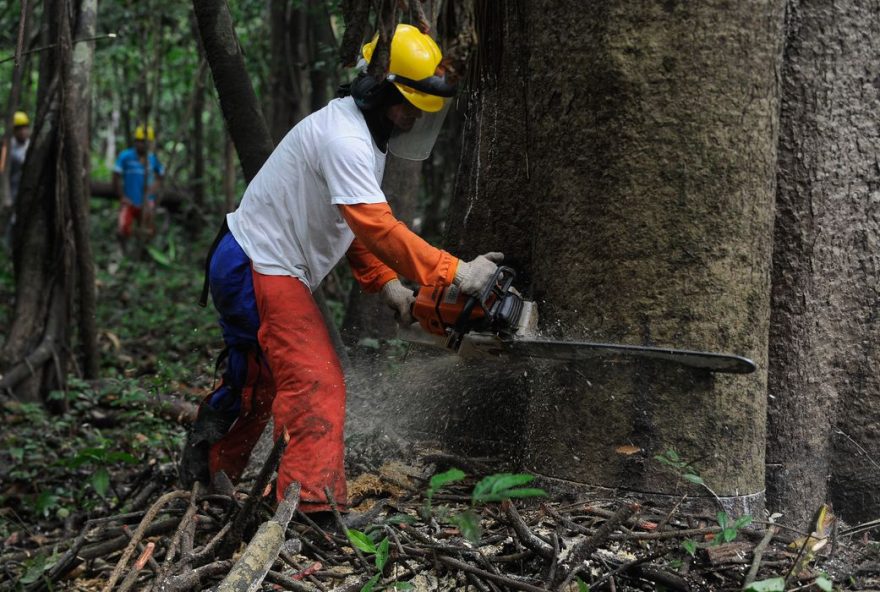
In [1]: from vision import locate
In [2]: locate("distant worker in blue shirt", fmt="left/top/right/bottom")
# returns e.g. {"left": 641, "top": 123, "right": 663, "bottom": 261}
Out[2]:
{"left": 113, "top": 124, "right": 164, "bottom": 248}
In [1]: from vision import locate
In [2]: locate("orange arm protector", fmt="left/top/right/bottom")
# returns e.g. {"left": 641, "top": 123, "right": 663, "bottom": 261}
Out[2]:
{"left": 346, "top": 237, "right": 399, "bottom": 294}
{"left": 340, "top": 203, "right": 459, "bottom": 288}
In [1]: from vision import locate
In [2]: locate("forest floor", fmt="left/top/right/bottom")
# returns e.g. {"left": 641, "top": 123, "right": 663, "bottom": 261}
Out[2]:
{"left": 2, "top": 202, "right": 880, "bottom": 591}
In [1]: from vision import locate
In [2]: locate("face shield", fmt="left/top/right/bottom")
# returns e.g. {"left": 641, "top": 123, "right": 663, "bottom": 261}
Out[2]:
{"left": 388, "top": 99, "right": 452, "bottom": 160}
{"left": 386, "top": 72, "right": 455, "bottom": 161}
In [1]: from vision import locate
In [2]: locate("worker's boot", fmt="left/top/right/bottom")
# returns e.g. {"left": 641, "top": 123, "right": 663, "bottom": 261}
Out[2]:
{"left": 179, "top": 395, "right": 239, "bottom": 488}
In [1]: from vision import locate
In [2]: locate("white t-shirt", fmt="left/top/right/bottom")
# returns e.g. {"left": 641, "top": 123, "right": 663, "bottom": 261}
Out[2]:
{"left": 227, "top": 96, "right": 387, "bottom": 290}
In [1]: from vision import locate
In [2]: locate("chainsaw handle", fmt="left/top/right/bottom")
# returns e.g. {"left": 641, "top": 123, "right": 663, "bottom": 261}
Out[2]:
{"left": 452, "top": 266, "right": 516, "bottom": 334}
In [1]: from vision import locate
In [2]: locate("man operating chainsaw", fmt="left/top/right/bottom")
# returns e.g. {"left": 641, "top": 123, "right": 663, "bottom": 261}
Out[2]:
{"left": 181, "top": 24, "right": 503, "bottom": 520}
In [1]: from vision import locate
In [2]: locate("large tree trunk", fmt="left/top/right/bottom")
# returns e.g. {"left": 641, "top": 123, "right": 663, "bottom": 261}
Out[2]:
{"left": 441, "top": 1, "right": 784, "bottom": 511}
{"left": 767, "top": 0, "right": 880, "bottom": 527}
{"left": 1, "top": 0, "right": 98, "bottom": 402}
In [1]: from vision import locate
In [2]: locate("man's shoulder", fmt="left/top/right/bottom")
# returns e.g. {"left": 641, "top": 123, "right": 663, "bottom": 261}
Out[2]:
{"left": 117, "top": 147, "right": 137, "bottom": 162}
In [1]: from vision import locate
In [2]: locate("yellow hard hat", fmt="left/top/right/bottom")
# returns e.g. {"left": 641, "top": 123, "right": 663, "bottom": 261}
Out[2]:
{"left": 134, "top": 125, "right": 155, "bottom": 141}
{"left": 13, "top": 111, "right": 29, "bottom": 127}
{"left": 361, "top": 24, "right": 454, "bottom": 113}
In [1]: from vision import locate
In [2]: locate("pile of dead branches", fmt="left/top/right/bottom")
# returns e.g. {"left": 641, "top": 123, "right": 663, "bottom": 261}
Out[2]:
{"left": 2, "top": 439, "right": 877, "bottom": 591}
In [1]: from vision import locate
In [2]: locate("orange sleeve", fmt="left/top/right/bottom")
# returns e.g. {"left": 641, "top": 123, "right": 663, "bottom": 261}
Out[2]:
{"left": 346, "top": 237, "right": 399, "bottom": 294}
{"left": 339, "top": 203, "right": 459, "bottom": 288}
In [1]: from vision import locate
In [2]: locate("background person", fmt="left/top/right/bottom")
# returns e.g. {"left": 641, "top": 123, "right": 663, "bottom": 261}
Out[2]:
{"left": 2, "top": 111, "right": 31, "bottom": 248}
{"left": 113, "top": 124, "right": 164, "bottom": 250}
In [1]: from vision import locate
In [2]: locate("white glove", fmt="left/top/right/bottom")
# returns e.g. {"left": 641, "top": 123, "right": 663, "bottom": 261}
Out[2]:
{"left": 380, "top": 279, "right": 415, "bottom": 326}
{"left": 454, "top": 252, "right": 504, "bottom": 296}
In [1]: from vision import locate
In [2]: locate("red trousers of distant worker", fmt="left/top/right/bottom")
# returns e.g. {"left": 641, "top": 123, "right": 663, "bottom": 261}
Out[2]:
{"left": 208, "top": 271, "right": 348, "bottom": 511}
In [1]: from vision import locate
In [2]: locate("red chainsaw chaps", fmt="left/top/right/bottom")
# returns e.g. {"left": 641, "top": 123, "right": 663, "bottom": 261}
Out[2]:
{"left": 254, "top": 271, "right": 348, "bottom": 510}
{"left": 209, "top": 270, "right": 348, "bottom": 511}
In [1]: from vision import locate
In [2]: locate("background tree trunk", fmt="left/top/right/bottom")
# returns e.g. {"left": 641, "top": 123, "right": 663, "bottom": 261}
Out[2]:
{"left": 64, "top": 0, "right": 99, "bottom": 379}
{"left": 767, "top": 0, "right": 880, "bottom": 527}
{"left": 0, "top": 0, "right": 98, "bottom": 403}
{"left": 268, "top": 0, "right": 308, "bottom": 143}
{"left": 440, "top": 0, "right": 785, "bottom": 510}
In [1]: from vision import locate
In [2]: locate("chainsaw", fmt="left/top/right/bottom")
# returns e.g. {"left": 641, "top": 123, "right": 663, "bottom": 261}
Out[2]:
{"left": 401, "top": 266, "right": 756, "bottom": 374}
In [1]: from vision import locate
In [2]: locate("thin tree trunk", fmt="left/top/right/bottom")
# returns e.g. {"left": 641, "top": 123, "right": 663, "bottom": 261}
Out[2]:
{"left": 307, "top": 0, "right": 337, "bottom": 111}
{"left": 191, "top": 0, "right": 273, "bottom": 184}
{"left": 64, "top": 0, "right": 99, "bottom": 379}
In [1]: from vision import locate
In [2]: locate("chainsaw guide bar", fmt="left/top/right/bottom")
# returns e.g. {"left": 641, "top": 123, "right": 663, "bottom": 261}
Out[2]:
{"left": 457, "top": 333, "right": 757, "bottom": 374}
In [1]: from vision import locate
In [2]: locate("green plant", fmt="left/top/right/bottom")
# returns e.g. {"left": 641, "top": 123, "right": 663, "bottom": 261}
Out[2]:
{"left": 424, "top": 469, "right": 547, "bottom": 543}
{"left": 346, "top": 529, "right": 413, "bottom": 592}
{"left": 654, "top": 448, "right": 724, "bottom": 508}
{"left": 743, "top": 577, "right": 784, "bottom": 592}
{"left": 715, "top": 511, "right": 752, "bottom": 545}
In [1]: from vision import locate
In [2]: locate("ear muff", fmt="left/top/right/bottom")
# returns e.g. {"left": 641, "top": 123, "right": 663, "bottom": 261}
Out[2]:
{"left": 350, "top": 74, "right": 404, "bottom": 111}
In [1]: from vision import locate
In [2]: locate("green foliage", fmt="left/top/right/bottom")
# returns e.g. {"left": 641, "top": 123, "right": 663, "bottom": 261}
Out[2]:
{"left": 346, "top": 529, "right": 393, "bottom": 592}
{"left": 714, "top": 511, "right": 752, "bottom": 545}
{"left": 815, "top": 574, "right": 834, "bottom": 591}
{"left": 743, "top": 577, "right": 785, "bottom": 592}
{"left": 655, "top": 449, "right": 704, "bottom": 486}
{"left": 575, "top": 577, "right": 590, "bottom": 591}
{"left": 682, "top": 539, "right": 698, "bottom": 557}
{"left": 471, "top": 473, "right": 546, "bottom": 504}
{"left": 423, "top": 469, "right": 547, "bottom": 544}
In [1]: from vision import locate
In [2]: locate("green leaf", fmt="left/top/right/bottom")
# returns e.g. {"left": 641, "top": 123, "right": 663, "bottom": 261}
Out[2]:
{"left": 682, "top": 539, "right": 697, "bottom": 557}
{"left": 717, "top": 512, "right": 729, "bottom": 529}
{"left": 429, "top": 468, "right": 466, "bottom": 493}
{"left": 393, "top": 583, "right": 415, "bottom": 590}
{"left": 107, "top": 451, "right": 138, "bottom": 464}
{"left": 473, "top": 487, "right": 547, "bottom": 504}
{"left": 683, "top": 473, "right": 704, "bottom": 485}
{"left": 815, "top": 575, "right": 833, "bottom": 592}
{"left": 18, "top": 555, "right": 49, "bottom": 584}
{"left": 146, "top": 245, "right": 171, "bottom": 267}
{"left": 452, "top": 509, "right": 482, "bottom": 543}
{"left": 743, "top": 577, "right": 785, "bottom": 592}
{"left": 734, "top": 515, "right": 753, "bottom": 529}
{"left": 575, "top": 576, "right": 590, "bottom": 592}
{"left": 92, "top": 467, "right": 110, "bottom": 498}
{"left": 33, "top": 491, "right": 59, "bottom": 517}
{"left": 374, "top": 537, "right": 389, "bottom": 571}
{"left": 346, "top": 529, "right": 377, "bottom": 554}
{"left": 360, "top": 573, "right": 381, "bottom": 592}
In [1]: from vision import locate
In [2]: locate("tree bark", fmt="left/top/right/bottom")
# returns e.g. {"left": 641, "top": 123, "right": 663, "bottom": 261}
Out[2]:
{"left": 64, "top": 0, "right": 99, "bottom": 379}
{"left": 767, "top": 0, "right": 880, "bottom": 526}
{"left": 191, "top": 0, "right": 274, "bottom": 184}
{"left": 268, "top": 0, "right": 308, "bottom": 143}
{"left": 443, "top": 0, "right": 784, "bottom": 509}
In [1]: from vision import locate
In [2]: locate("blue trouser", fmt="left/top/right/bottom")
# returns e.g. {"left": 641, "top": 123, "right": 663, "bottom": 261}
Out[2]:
{"left": 207, "top": 232, "right": 261, "bottom": 412}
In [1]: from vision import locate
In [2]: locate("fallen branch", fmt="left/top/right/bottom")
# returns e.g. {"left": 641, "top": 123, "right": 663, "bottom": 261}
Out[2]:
{"left": 101, "top": 490, "right": 191, "bottom": 592}
{"left": 216, "top": 482, "right": 302, "bottom": 592}
{"left": 743, "top": 525, "right": 778, "bottom": 588}
{"left": 555, "top": 502, "right": 639, "bottom": 589}
{"left": 218, "top": 429, "right": 289, "bottom": 559}
{"left": 504, "top": 502, "right": 554, "bottom": 560}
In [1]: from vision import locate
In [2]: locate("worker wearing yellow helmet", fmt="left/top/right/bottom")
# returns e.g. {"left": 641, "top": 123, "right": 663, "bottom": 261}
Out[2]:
{"left": 353, "top": 23, "right": 456, "bottom": 160}
{"left": 182, "top": 23, "right": 504, "bottom": 526}
{"left": 113, "top": 124, "right": 164, "bottom": 246}
{"left": 2, "top": 111, "right": 31, "bottom": 246}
